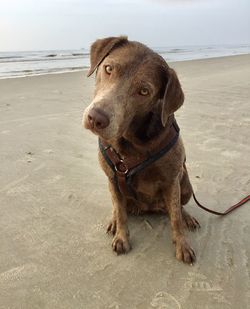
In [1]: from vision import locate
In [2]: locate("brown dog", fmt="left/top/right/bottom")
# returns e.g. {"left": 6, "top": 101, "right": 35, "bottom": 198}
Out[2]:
{"left": 83, "top": 36, "right": 200, "bottom": 264}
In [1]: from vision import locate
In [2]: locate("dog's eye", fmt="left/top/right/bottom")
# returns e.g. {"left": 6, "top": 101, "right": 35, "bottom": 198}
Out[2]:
{"left": 139, "top": 88, "right": 149, "bottom": 96}
{"left": 105, "top": 65, "right": 113, "bottom": 74}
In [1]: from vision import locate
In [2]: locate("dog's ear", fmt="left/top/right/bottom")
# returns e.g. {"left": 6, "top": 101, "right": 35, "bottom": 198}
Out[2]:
{"left": 161, "top": 68, "right": 184, "bottom": 126}
{"left": 87, "top": 36, "right": 128, "bottom": 77}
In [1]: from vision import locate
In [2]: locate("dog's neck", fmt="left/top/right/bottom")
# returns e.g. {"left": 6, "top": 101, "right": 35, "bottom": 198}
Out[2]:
{"left": 126, "top": 111, "right": 163, "bottom": 142}
{"left": 110, "top": 109, "right": 175, "bottom": 156}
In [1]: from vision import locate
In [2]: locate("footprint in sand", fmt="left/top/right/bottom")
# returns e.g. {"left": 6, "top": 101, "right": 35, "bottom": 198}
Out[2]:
{"left": 0, "top": 264, "right": 37, "bottom": 283}
{"left": 184, "top": 272, "right": 222, "bottom": 292}
{"left": 184, "top": 280, "right": 222, "bottom": 292}
{"left": 7, "top": 184, "right": 30, "bottom": 195}
{"left": 150, "top": 291, "right": 181, "bottom": 309}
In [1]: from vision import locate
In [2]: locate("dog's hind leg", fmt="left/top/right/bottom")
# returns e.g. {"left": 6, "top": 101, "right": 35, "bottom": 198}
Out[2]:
{"left": 165, "top": 180, "right": 196, "bottom": 264}
{"left": 180, "top": 163, "right": 200, "bottom": 231}
{"left": 182, "top": 208, "right": 200, "bottom": 231}
{"left": 180, "top": 163, "right": 193, "bottom": 205}
{"left": 107, "top": 207, "right": 117, "bottom": 236}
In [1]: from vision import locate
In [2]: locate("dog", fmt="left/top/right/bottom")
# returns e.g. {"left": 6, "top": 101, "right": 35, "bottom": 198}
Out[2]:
{"left": 83, "top": 36, "right": 200, "bottom": 264}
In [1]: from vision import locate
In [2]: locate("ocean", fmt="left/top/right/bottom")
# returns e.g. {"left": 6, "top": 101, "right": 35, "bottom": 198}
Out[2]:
{"left": 0, "top": 44, "right": 250, "bottom": 79}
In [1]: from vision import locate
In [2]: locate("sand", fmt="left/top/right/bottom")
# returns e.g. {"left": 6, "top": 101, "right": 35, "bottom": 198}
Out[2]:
{"left": 0, "top": 54, "right": 249, "bottom": 309}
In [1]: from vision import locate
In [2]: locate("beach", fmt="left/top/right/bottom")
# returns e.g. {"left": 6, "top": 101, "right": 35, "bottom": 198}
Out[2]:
{"left": 0, "top": 54, "right": 249, "bottom": 308}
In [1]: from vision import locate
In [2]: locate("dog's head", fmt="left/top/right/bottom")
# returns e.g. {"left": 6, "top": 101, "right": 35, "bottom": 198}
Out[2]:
{"left": 83, "top": 36, "right": 184, "bottom": 141}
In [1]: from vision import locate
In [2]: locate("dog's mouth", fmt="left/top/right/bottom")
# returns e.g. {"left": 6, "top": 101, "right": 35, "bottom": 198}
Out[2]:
{"left": 90, "top": 126, "right": 126, "bottom": 142}
{"left": 83, "top": 104, "right": 135, "bottom": 142}
{"left": 83, "top": 114, "right": 122, "bottom": 141}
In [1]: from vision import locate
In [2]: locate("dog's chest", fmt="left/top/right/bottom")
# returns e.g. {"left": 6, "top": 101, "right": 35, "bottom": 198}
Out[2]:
{"left": 99, "top": 146, "right": 176, "bottom": 212}
{"left": 130, "top": 165, "right": 173, "bottom": 211}
{"left": 135, "top": 173, "right": 162, "bottom": 198}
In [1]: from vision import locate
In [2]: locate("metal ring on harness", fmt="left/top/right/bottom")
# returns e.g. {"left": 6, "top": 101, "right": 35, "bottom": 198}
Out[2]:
{"left": 114, "top": 160, "right": 129, "bottom": 175}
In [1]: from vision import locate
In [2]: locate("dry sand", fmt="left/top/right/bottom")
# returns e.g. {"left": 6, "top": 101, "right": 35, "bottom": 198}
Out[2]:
{"left": 0, "top": 54, "right": 249, "bottom": 309}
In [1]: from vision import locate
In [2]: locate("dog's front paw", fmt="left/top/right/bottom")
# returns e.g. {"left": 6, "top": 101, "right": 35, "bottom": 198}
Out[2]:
{"left": 112, "top": 233, "right": 131, "bottom": 254}
{"left": 175, "top": 239, "right": 196, "bottom": 264}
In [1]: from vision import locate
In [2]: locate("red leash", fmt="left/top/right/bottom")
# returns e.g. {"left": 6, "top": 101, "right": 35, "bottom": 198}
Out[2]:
{"left": 193, "top": 193, "right": 250, "bottom": 216}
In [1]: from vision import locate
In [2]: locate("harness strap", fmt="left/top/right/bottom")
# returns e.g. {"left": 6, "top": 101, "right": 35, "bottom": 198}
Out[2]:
{"left": 99, "top": 119, "right": 180, "bottom": 198}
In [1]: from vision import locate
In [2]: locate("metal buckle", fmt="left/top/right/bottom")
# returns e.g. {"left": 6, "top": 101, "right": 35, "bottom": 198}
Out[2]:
{"left": 114, "top": 159, "right": 129, "bottom": 175}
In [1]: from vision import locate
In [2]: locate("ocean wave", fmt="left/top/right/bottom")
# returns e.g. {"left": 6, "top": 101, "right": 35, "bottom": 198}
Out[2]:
{"left": 1, "top": 45, "right": 249, "bottom": 78}
{"left": 45, "top": 54, "right": 57, "bottom": 58}
{"left": 0, "top": 66, "right": 89, "bottom": 79}
{"left": 0, "top": 55, "right": 24, "bottom": 60}
{"left": 44, "top": 52, "right": 89, "bottom": 58}
{"left": 0, "top": 55, "right": 89, "bottom": 64}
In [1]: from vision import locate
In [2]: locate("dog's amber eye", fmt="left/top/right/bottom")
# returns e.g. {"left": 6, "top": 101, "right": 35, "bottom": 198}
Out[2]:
{"left": 139, "top": 88, "right": 149, "bottom": 96}
{"left": 105, "top": 65, "right": 113, "bottom": 74}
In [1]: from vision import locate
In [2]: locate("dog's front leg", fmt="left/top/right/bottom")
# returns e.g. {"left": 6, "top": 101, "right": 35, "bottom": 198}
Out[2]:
{"left": 165, "top": 180, "right": 196, "bottom": 264}
{"left": 108, "top": 181, "right": 131, "bottom": 254}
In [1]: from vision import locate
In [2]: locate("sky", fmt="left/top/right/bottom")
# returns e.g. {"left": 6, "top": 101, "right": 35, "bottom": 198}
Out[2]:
{"left": 0, "top": 0, "right": 250, "bottom": 51}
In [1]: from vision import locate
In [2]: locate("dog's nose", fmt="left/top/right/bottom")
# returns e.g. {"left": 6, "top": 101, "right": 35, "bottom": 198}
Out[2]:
{"left": 87, "top": 108, "right": 110, "bottom": 130}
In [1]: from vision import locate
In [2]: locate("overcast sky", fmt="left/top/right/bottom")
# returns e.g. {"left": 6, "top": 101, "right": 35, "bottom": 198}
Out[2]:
{"left": 1, "top": 0, "right": 250, "bottom": 51}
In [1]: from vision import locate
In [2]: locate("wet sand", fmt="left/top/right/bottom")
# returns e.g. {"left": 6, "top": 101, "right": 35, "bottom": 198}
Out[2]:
{"left": 0, "top": 54, "right": 249, "bottom": 309}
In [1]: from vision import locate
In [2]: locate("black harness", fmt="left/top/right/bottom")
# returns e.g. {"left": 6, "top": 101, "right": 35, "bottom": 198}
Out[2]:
{"left": 99, "top": 120, "right": 180, "bottom": 199}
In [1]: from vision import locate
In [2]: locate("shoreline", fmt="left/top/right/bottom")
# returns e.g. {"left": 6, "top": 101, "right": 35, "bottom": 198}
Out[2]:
{"left": 1, "top": 53, "right": 250, "bottom": 80}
